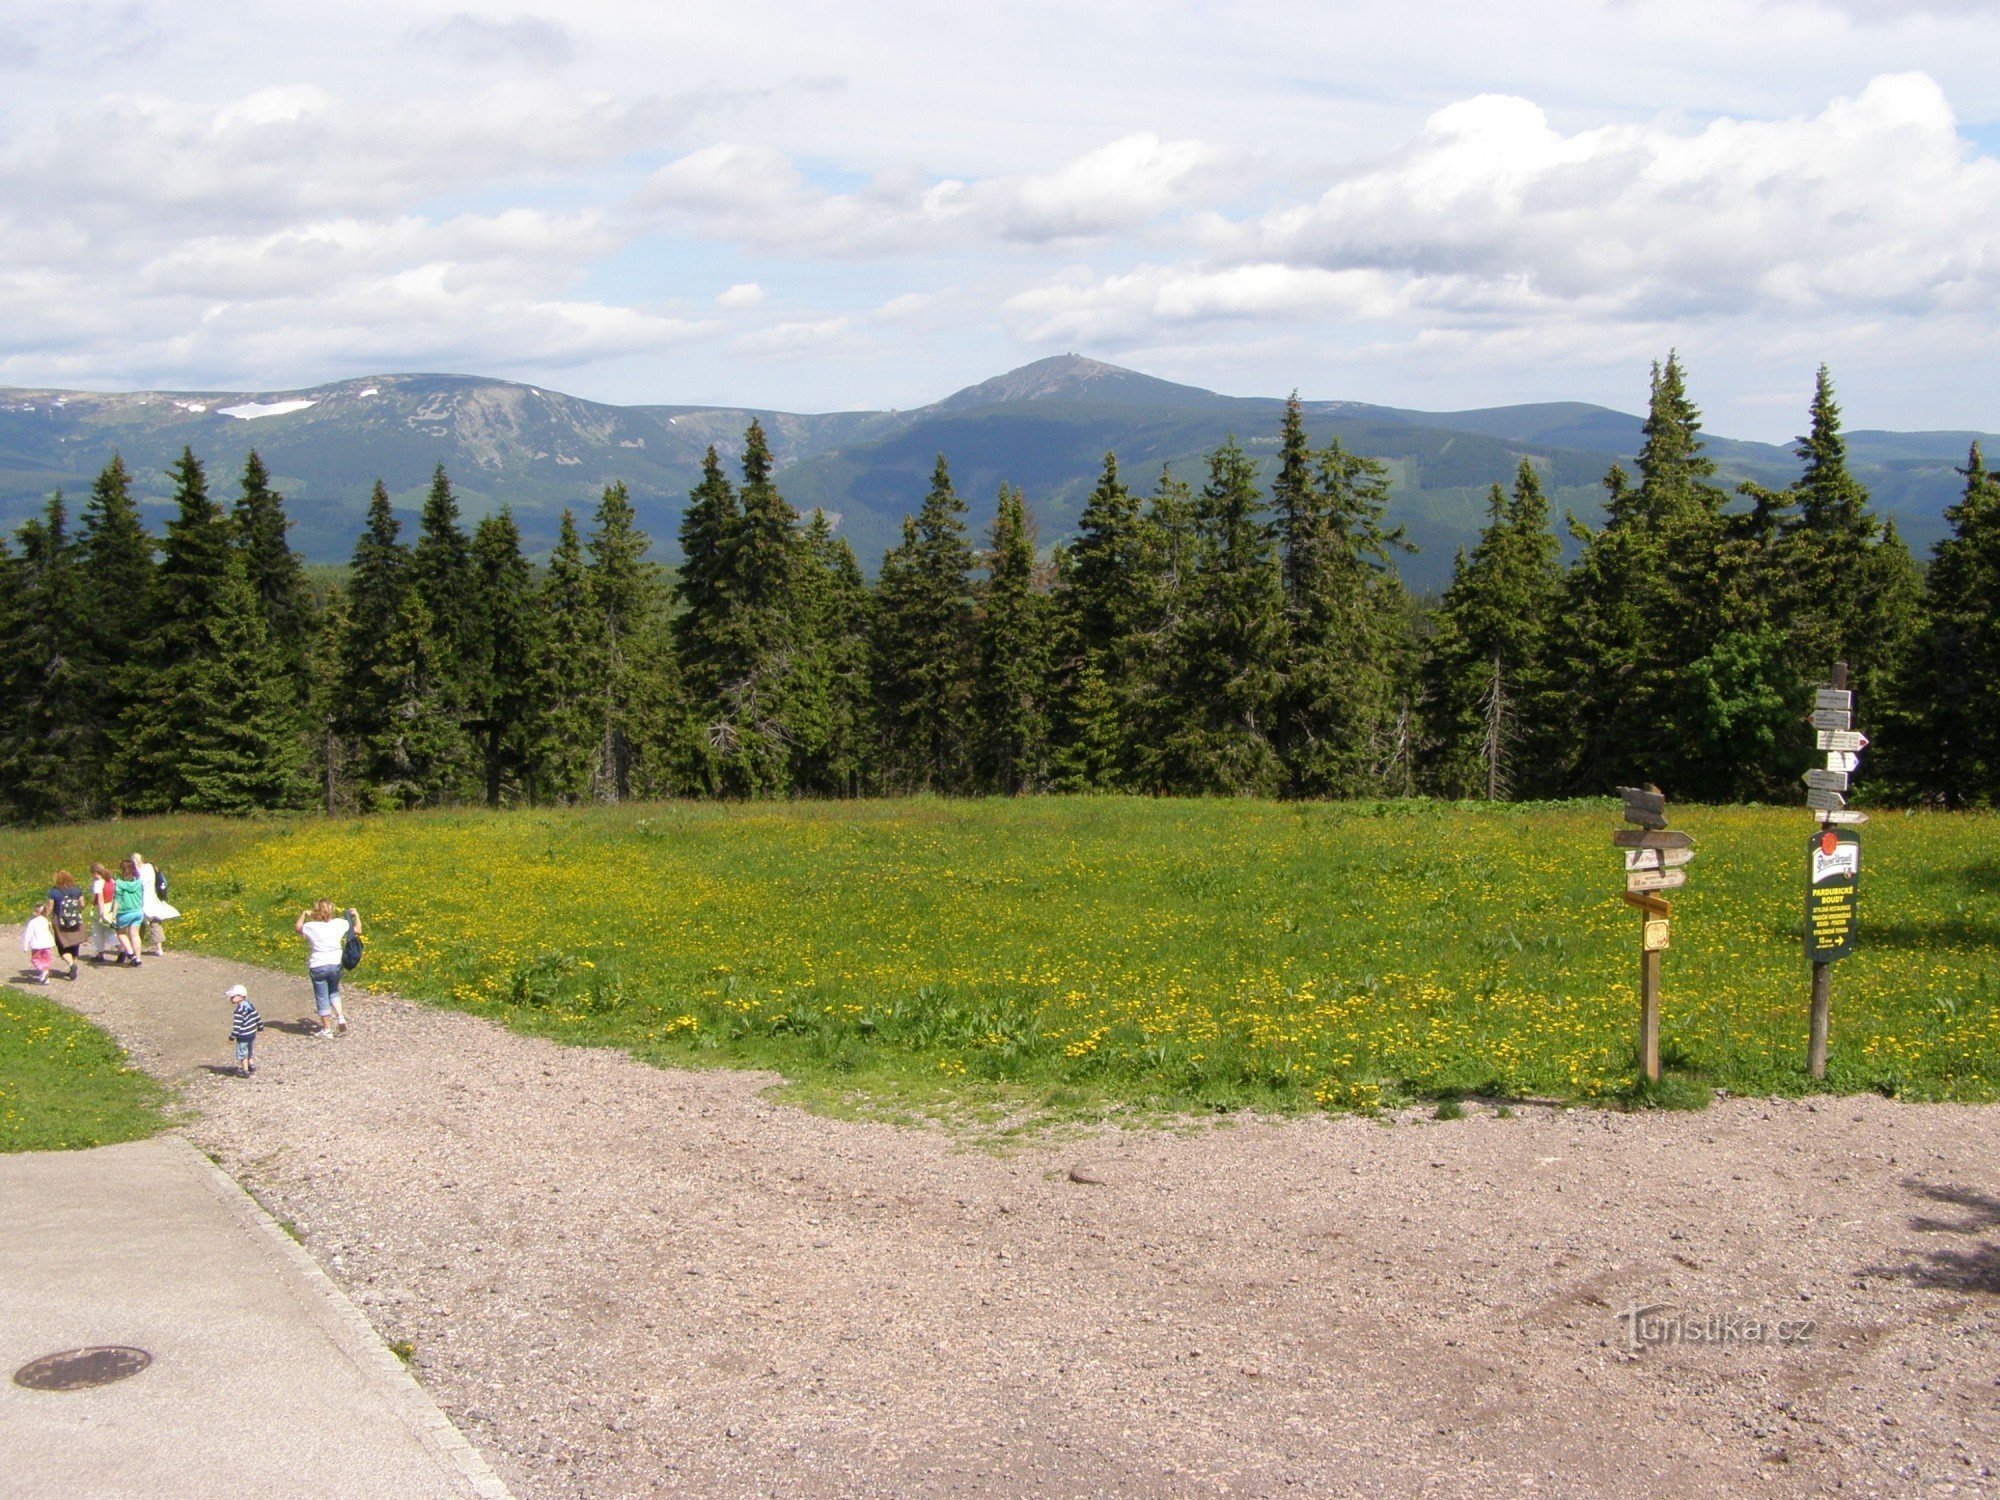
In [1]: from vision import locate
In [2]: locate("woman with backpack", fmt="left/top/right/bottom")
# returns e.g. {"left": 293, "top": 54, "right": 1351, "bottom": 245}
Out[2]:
{"left": 132, "top": 850, "right": 180, "bottom": 957}
{"left": 295, "top": 900, "right": 362, "bottom": 1038}
{"left": 46, "top": 870, "right": 86, "bottom": 981}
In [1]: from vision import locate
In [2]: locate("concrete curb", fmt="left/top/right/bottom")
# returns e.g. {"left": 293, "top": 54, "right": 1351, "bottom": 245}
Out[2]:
{"left": 179, "top": 1137, "right": 515, "bottom": 1500}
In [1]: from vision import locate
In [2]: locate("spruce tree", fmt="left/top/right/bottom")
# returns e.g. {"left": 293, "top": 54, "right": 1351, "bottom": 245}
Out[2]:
{"left": 1903, "top": 445, "right": 2000, "bottom": 803}
{"left": 527, "top": 511, "right": 604, "bottom": 802}
{"left": 1154, "top": 439, "right": 1285, "bottom": 794}
{"left": 232, "top": 450, "right": 313, "bottom": 667}
{"left": 793, "top": 512, "right": 873, "bottom": 796}
{"left": 672, "top": 447, "right": 741, "bottom": 792}
{"left": 1279, "top": 430, "right": 1412, "bottom": 797}
{"left": 1051, "top": 453, "right": 1145, "bottom": 787}
{"left": 974, "top": 486, "right": 1051, "bottom": 793}
{"left": 1562, "top": 354, "right": 1753, "bottom": 797}
{"left": 1125, "top": 469, "right": 1199, "bottom": 792}
{"left": 179, "top": 550, "right": 308, "bottom": 812}
{"left": 339, "top": 481, "right": 411, "bottom": 782}
{"left": 871, "top": 455, "right": 977, "bottom": 792}
{"left": 75, "top": 454, "right": 154, "bottom": 784}
{"left": 714, "top": 422, "right": 804, "bottom": 796}
{"left": 470, "top": 508, "right": 539, "bottom": 805}
{"left": 1422, "top": 461, "right": 1562, "bottom": 798}
{"left": 586, "top": 480, "right": 662, "bottom": 801}
{"left": 0, "top": 494, "right": 94, "bottom": 819}
{"left": 409, "top": 464, "right": 478, "bottom": 678}
{"left": 304, "top": 580, "right": 355, "bottom": 812}
{"left": 362, "top": 584, "right": 474, "bottom": 810}
{"left": 116, "top": 447, "right": 234, "bottom": 809}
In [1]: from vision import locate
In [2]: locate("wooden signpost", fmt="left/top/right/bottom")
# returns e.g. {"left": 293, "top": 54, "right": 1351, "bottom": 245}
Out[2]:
{"left": 1614, "top": 785, "right": 1696, "bottom": 1083}
{"left": 1804, "top": 662, "right": 1864, "bottom": 1079}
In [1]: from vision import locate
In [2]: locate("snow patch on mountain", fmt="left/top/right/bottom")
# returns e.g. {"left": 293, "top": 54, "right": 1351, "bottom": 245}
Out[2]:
{"left": 220, "top": 399, "right": 317, "bottom": 420}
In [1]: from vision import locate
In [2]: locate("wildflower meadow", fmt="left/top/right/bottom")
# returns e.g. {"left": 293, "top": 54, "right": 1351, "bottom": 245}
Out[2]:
{"left": 6, "top": 798, "right": 1997, "bottom": 1118}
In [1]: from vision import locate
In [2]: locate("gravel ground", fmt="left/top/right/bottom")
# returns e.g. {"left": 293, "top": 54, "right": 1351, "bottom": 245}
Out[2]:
{"left": 25, "top": 945, "right": 2000, "bottom": 1498}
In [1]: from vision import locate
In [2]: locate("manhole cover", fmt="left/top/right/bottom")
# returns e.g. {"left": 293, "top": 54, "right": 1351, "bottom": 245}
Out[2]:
{"left": 13, "top": 1346, "right": 152, "bottom": 1391}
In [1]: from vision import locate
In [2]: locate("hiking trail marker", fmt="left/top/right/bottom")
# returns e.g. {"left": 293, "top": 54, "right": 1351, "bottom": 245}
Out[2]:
{"left": 1614, "top": 785, "right": 1696, "bottom": 1083}
{"left": 1804, "top": 662, "right": 1864, "bottom": 1080}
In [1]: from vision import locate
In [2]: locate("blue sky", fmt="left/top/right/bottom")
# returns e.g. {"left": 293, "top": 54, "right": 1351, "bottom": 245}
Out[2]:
{"left": 2, "top": 0, "right": 1998, "bottom": 438}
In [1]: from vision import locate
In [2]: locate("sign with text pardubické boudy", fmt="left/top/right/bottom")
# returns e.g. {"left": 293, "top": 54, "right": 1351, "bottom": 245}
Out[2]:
{"left": 1805, "top": 828, "right": 1860, "bottom": 962}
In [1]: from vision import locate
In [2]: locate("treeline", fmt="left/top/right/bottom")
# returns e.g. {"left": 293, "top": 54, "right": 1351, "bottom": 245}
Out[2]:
{"left": 0, "top": 356, "right": 1993, "bottom": 822}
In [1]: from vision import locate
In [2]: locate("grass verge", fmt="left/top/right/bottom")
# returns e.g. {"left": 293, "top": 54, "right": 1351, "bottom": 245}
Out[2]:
{"left": 0, "top": 983, "right": 174, "bottom": 1152}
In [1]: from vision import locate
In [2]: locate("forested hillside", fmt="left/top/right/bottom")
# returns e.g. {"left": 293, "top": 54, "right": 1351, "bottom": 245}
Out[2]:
{"left": 3, "top": 355, "right": 1993, "bottom": 822}
{"left": 2, "top": 357, "right": 1988, "bottom": 590}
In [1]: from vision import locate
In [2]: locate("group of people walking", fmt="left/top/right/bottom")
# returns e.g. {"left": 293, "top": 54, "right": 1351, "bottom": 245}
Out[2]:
{"left": 21, "top": 853, "right": 179, "bottom": 982}
{"left": 18, "top": 859, "right": 364, "bottom": 1081}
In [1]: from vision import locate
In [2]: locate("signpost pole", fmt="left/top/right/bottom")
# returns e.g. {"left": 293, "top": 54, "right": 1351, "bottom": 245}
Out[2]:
{"left": 1640, "top": 945, "right": 1661, "bottom": 1083}
{"left": 1808, "top": 961, "right": 1832, "bottom": 1079}
{"left": 1807, "top": 661, "right": 1847, "bottom": 1081}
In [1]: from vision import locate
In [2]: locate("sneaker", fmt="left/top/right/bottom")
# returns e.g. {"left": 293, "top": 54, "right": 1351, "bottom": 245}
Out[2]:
{"left": 336, "top": 1018, "right": 348, "bottom": 1034}
{"left": 314, "top": 1028, "right": 333, "bottom": 1040}
{"left": 246, "top": 1062, "right": 256, "bottom": 1074}
{"left": 65, "top": 967, "right": 77, "bottom": 981}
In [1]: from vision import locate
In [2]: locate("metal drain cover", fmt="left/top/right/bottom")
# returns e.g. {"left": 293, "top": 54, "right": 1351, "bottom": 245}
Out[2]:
{"left": 13, "top": 1346, "right": 152, "bottom": 1391}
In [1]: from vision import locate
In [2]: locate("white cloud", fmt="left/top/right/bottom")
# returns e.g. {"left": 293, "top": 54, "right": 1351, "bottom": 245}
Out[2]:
{"left": 633, "top": 131, "right": 1227, "bottom": 253}
{"left": 715, "top": 282, "right": 765, "bottom": 308}
{"left": 1015, "top": 74, "right": 2000, "bottom": 346}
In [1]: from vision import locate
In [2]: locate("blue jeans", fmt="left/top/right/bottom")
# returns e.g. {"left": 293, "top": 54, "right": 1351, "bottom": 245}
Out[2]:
{"left": 309, "top": 965, "right": 342, "bottom": 1014}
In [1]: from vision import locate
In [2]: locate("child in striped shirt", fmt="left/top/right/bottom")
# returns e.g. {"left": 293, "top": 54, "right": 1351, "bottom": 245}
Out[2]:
{"left": 226, "top": 984, "right": 262, "bottom": 1076}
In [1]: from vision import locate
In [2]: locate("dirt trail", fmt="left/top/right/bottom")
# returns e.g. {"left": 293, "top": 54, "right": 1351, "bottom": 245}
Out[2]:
{"left": 19, "top": 943, "right": 2000, "bottom": 1498}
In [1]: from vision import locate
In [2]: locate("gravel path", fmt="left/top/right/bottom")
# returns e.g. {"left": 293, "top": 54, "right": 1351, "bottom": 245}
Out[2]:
{"left": 21, "top": 945, "right": 2000, "bottom": 1497}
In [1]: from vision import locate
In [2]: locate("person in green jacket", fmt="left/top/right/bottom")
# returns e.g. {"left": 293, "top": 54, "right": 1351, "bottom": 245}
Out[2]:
{"left": 111, "top": 857, "right": 147, "bottom": 967}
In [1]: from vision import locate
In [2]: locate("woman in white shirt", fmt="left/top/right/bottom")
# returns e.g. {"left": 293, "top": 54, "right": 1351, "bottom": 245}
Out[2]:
{"left": 131, "top": 850, "right": 181, "bottom": 957}
{"left": 294, "top": 900, "right": 361, "bottom": 1038}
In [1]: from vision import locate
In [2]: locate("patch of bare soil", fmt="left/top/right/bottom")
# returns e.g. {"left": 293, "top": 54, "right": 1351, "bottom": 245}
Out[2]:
{"left": 36, "top": 948, "right": 2000, "bottom": 1497}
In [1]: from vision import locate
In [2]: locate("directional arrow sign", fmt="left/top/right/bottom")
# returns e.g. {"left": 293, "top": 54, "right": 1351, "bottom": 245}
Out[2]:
{"left": 1815, "top": 688, "right": 1853, "bottom": 713}
{"left": 1612, "top": 829, "right": 1695, "bottom": 850}
{"left": 1617, "top": 786, "right": 1666, "bottom": 814}
{"left": 1625, "top": 847, "right": 1696, "bottom": 871}
{"left": 1817, "top": 729, "right": 1869, "bottom": 753}
{"left": 1804, "top": 768, "right": 1850, "bottom": 792}
{"left": 1622, "top": 890, "right": 1672, "bottom": 916}
{"left": 1821, "top": 809, "right": 1869, "bottom": 825}
{"left": 1806, "top": 787, "right": 1847, "bottom": 812}
{"left": 1826, "top": 751, "right": 1861, "bottom": 774}
{"left": 1810, "top": 709, "right": 1852, "bottom": 732}
{"left": 1626, "top": 867, "right": 1688, "bottom": 893}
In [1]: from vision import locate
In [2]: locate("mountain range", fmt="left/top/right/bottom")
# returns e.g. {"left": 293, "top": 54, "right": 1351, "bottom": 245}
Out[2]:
{"left": 1, "top": 355, "right": 1989, "bottom": 592}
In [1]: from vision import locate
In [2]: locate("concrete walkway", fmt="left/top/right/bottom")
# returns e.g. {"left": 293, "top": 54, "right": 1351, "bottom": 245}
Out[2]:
{"left": 0, "top": 1134, "right": 511, "bottom": 1499}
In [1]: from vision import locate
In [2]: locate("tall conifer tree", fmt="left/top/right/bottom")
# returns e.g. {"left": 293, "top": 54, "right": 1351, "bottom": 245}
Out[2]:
{"left": 179, "top": 550, "right": 308, "bottom": 812}
{"left": 1422, "top": 462, "right": 1562, "bottom": 798}
{"left": 1154, "top": 439, "right": 1285, "bottom": 794}
{"left": 116, "top": 448, "right": 234, "bottom": 809}
{"left": 871, "top": 456, "right": 976, "bottom": 792}
{"left": 974, "top": 486, "right": 1051, "bottom": 792}
{"left": 0, "top": 495, "right": 93, "bottom": 819}
{"left": 470, "top": 508, "right": 539, "bottom": 805}
{"left": 528, "top": 511, "right": 603, "bottom": 802}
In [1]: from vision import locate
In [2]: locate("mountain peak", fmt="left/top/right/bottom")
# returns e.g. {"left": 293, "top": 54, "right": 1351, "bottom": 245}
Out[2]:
{"left": 931, "top": 355, "right": 1228, "bottom": 413}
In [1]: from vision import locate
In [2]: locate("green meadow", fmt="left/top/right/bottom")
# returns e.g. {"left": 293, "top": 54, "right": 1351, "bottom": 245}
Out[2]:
{"left": 5, "top": 799, "right": 1997, "bottom": 1119}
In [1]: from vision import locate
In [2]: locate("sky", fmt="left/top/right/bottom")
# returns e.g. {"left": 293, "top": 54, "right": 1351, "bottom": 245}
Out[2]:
{"left": 3, "top": 0, "right": 1998, "bottom": 439}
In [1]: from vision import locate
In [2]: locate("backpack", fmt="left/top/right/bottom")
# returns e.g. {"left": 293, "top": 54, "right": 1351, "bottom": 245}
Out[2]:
{"left": 153, "top": 867, "right": 169, "bottom": 899}
{"left": 53, "top": 889, "right": 84, "bottom": 931}
{"left": 340, "top": 928, "right": 363, "bottom": 972}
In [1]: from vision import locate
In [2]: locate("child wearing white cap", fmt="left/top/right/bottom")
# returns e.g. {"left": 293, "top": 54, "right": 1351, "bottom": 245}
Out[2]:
{"left": 226, "top": 985, "right": 263, "bottom": 1076}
